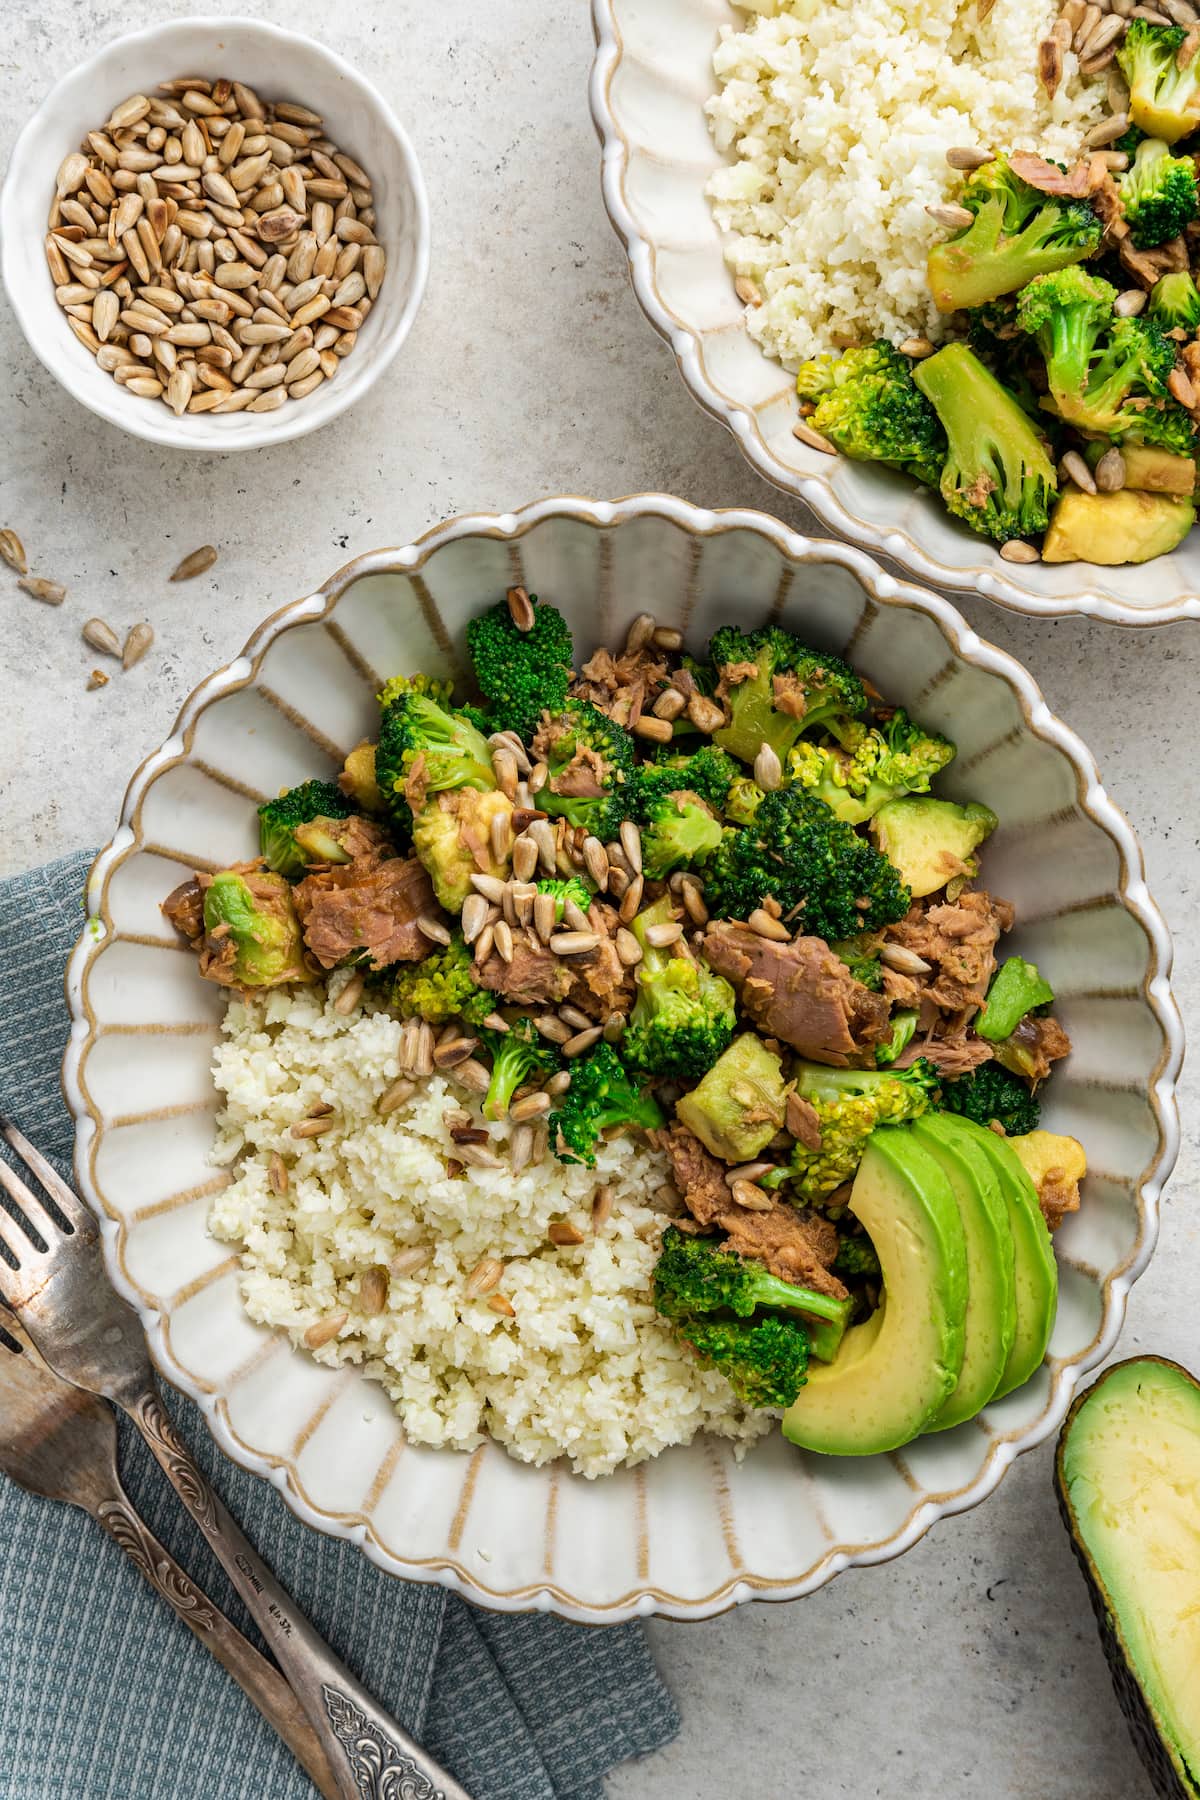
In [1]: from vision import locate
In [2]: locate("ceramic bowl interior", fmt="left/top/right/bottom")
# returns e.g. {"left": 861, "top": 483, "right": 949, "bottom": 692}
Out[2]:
{"left": 589, "top": 0, "right": 1200, "bottom": 624}
{"left": 63, "top": 496, "right": 1182, "bottom": 1622}
{"left": 0, "top": 16, "right": 429, "bottom": 452}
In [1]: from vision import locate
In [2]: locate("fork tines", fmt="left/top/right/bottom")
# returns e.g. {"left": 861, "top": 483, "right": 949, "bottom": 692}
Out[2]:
{"left": 0, "top": 1116, "right": 89, "bottom": 1265}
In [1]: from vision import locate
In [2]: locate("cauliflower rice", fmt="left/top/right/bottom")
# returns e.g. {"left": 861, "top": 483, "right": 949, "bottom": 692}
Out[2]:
{"left": 705, "top": 0, "right": 1106, "bottom": 369}
{"left": 209, "top": 976, "right": 771, "bottom": 1477}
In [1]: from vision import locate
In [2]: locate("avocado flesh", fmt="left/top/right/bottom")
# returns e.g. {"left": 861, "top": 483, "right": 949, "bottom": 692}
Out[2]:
{"left": 910, "top": 1116, "right": 1016, "bottom": 1432}
{"left": 1118, "top": 444, "right": 1196, "bottom": 497}
{"left": 1058, "top": 1359, "right": 1200, "bottom": 1799}
{"left": 870, "top": 797, "right": 997, "bottom": 900}
{"left": 675, "top": 1032, "right": 786, "bottom": 1163}
{"left": 782, "top": 1127, "right": 967, "bottom": 1455}
{"left": 1042, "top": 489, "right": 1195, "bottom": 566}
{"left": 929, "top": 1114, "right": 1057, "bottom": 1399}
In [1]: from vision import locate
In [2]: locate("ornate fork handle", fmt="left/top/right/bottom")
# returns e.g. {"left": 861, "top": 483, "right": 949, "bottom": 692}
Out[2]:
{"left": 93, "top": 1496, "right": 338, "bottom": 1799}
{"left": 129, "top": 1390, "right": 471, "bottom": 1800}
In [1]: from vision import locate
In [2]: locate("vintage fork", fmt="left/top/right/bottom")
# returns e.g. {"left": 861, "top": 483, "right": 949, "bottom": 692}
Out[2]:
{"left": 0, "top": 1305, "right": 338, "bottom": 1798}
{"left": 0, "top": 1117, "right": 471, "bottom": 1800}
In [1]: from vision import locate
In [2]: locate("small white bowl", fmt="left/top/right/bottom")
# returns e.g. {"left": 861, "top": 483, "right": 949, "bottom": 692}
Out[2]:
{"left": 0, "top": 18, "right": 430, "bottom": 452}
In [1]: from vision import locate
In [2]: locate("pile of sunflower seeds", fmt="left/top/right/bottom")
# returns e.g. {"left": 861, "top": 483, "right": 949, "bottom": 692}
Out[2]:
{"left": 47, "top": 77, "right": 386, "bottom": 417}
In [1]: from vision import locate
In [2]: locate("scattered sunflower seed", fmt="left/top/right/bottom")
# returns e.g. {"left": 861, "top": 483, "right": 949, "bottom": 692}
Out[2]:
{"left": 122, "top": 621, "right": 155, "bottom": 669}
{"left": 304, "top": 1311, "right": 348, "bottom": 1349}
{"left": 0, "top": 529, "right": 27, "bottom": 574}
{"left": 170, "top": 544, "right": 218, "bottom": 582}
{"left": 18, "top": 576, "right": 66, "bottom": 605}
{"left": 82, "top": 617, "right": 122, "bottom": 657}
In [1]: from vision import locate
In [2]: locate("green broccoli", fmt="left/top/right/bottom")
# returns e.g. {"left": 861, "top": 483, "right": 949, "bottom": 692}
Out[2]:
{"left": 549, "top": 1042, "right": 665, "bottom": 1166}
{"left": 258, "top": 780, "right": 355, "bottom": 879}
{"left": 623, "top": 898, "right": 736, "bottom": 1079}
{"left": 673, "top": 1314, "right": 812, "bottom": 1409}
{"left": 1117, "top": 19, "right": 1200, "bottom": 145}
{"left": 1014, "top": 267, "right": 1116, "bottom": 420}
{"left": 1149, "top": 269, "right": 1200, "bottom": 332}
{"left": 1038, "top": 314, "right": 1186, "bottom": 447}
{"left": 654, "top": 1226, "right": 852, "bottom": 1327}
{"left": 639, "top": 744, "right": 740, "bottom": 811}
{"left": 202, "top": 871, "right": 312, "bottom": 988}
{"left": 977, "top": 956, "right": 1054, "bottom": 1043}
{"left": 464, "top": 593, "right": 574, "bottom": 740}
{"left": 708, "top": 625, "right": 866, "bottom": 766}
{"left": 832, "top": 935, "right": 884, "bottom": 991}
{"left": 793, "top": 341, "right": 947, "bottom": 487}
{"left": 480, "top": 1015, "right": 560, "bottom": 1122}
{"left": 638, "top": 789, "right": 725, "bottom": 879}
{"left": 927, "top": 155, "right": 1103, "bottom": 313}
{"left": 789, "top": 1061, "right": 939, "bottom": 1201}
{"left": 832, "top": 1234, "right": 881, "bottom": 1278}
{"left": 390, "top": 935, "right": 495, "bottom": 1027}
{"left": 534, "top": 700, "right": 638, "bottom": 841}
{"left": 938, "top": 1062, "right": 1040, "bottom": 1136}
{"left": 786, "top": 708, "right": 956, "bottom": 826}
{"left": 703, "top": 785, "right": 911, "bottom": 941}
{"left": 875, "top": 1008, "right": 919, "bottom": 1066}
{"left": 535, "top": 877, "right": 594, "bottom": 922}
{"left": 375, "top": 681, "right": 495, "bottom": 830}
{"left": 913, "top": 342, "right": 1058, "bottom": 544}
{"left": 723, "top": 776, "right": 766, "bottom": 826}
{"left": 1118, "top": 136, "right": 1199, "bottom": 247}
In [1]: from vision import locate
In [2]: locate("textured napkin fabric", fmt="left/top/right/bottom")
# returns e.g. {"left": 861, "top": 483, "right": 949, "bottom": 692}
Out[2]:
{"left": 0, "top": 851, "right": 678, "bottom": 1800}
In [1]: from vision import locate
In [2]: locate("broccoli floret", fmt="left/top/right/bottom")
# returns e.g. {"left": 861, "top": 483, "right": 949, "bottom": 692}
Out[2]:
{"left": 832, "top": 935, "right": 883, "bottom": 991}
{"left": 480, "top": 1015, "right": 560, "bottom": 1122}
{"left": 1119, "top": 136, "right": 1199, "bottom": 247}
{"left": 674, "top": 1313, "right": 811, "bottom": 1409}
{"left": 638, "top": 789, "right": 725, "bottom": 879}
{"left": 391, "top": 935, "right": 495, "bottom": 1028}
{"left": 724, "top": 776, "right": 766, "bottom": 826}
{"left": 654, "top": 1226, "right": 852, "bottom": 1324}
{"left": 703, "top": 785, "right": 911, "bottom": 941}
{"left": 376, "top": 681, "right": 496, "bottom": 835}
{"left": 875, "top": 1008, "right": 919, "bottom": 1066}
{"left": 939, "top": 1062, "right": 1040, "bottom": 1136}
{"left": 708, "top": 625, "right": 866, "bottom": 766}
{"left": 1038, "top": 313, "right": 1184, "bottom": 445}
{"left": 534, "top": 700, "right": 638, "bottom": 841}
{"left": 640, "top": 744, "right": 740, "bottom": 811}
{"left": 465, "top": 593, "right": 574, "bottom": 740}
{"left": 623, "top": 898, "right": 736, "bottom": 1079}
{"left": 1149, "top": 269, "right": 1200, "bottom": 331}
{"left": 549, "top": 1042, "right": 665, "bottom": 1166}
{"left": 1014, "top": 267, "right": 1117, "bottom": 419}
{"left": 1117, "top": 20, "right": 1200, "bottom": 146}
{"left": 202, "top": 871, "right": 312, "bottom": 988}
{"left": 1115, "top": 123, "right": 1148, "bottom": 158}
{"left": 914, "top": 343, "right": 1058, "bottom": 544}
{"left": 795, "top": 341, "right": 947, "bottom": 487}
{"left": 789, "top": 1061, "right": 939, "bottom": 1201}
{"left": 832, "top": 1234, "right": 881, "bottom": 1278}
{"left": 258, "top": 780, "right": 355, "bottom": 879}
{"left": 786, "top": 708, "right": 956, "bottom": 826}
{"left": 535, "top": 877, "right": 594, "bottom": 922}
{"left": 927, "top": 155, "right": 1103, "bottom": 313}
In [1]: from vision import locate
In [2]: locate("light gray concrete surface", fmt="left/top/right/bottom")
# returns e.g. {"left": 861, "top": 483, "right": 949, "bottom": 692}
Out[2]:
{"left": 1, "top": 6, "right": 1196, "bottom": 1798}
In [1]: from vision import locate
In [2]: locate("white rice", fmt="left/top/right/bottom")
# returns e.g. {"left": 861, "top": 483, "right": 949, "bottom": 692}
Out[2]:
{"left": 705, "top": 0, "right": 1107, "bottom": 368}
{"left": 209, "top": 976, "right": 771, "bottom": 1478}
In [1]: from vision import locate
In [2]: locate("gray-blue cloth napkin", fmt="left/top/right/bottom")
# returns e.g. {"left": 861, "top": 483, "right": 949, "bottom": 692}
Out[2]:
{"left": 0, "top": 851, "right": 678, "bottom": 1800}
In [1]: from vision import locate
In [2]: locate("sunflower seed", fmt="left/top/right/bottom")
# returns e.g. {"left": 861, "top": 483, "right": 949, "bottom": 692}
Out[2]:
{"left": 533, "top": 892, "right": 558, "bottom": 943}
{"left": 304, "top": 1311, "right": 348, "bottom": 1349}
{"left": 652, "top": 687, "right": 687, "bottom": 721}
{"left": 548, "top": 1220, "right": 587, "bottom": 1246}
{"left": 1060, "top": 449, "right": 1097, "bottom": 495}
{"left": 1114, "top": 288, "right": 1147, "bottom": 316}
{"left": 379, "top": 1076, "right": 417, "bottom": 1115}
{"left": 333, "top": 970, "right": 365, "bottom": 1015}
{"left": 748, "top": 908, "right": 791, "bottom": 941}
{"left": 56, "top": 152, "right": 90, "bottom": 197}
{"left": 945, "top": 145, "right": 993, "bottom": 170}
{"left": 417, "top": 913, "right": 452, "bottom": 947}
{"left": 549, "top": 931, "right": 601, "bottom": 957}
{"left": 473, "top": 923, "right": 496, "bottom": 966}
{"left": 535, "top": 1014, "right": 573, "bottom": 1045}
{"left": 614, "top": 928, "right": 642, "bottom": 967}
{"left": 644, "top": 921, "right": 684, "bottom": 949}
{"left": 1094, "top": 446, "right": 1127, "bottom": 491}
{"left": 0, "top": 530, "right": 28, "bottom": 575}
{"left": 268, "top": 1152, "right": 288, "bottom": 1195}
{"left": 494, "top": 920, "right": 515, "bottom": 964}
{"left": 17, "top": 577, "right": 64, "bottom": 607}
{"left": 753, "top": 743, "right": 783, "bottom": 792}
{"left": 82, "top": 617, "right": 122, "bottom": 657}
{"left": 121, "top": 621, "right": 154, "bottom": 669}
{"left": 509, "top": 1124, "right": 535, "bottom": 1174}
{"left": 686, "top": 695, "right": 725, "bottom": 733}
{"left": 461, "top": 894, "right": 490, "bottom": 944}
{"left": 465, "top": 1258, "right": 504, "bottom": 1298}
{"left": 563, "top": 1026, "right": 603, "bottom": 1059}
{"left": 880, "top": 942, "right": 932, "bottom": 974}
{"left": 1170, "top": 367, "right": 1197, "bottom": 409}
{"left": 731, "top": 1180, "right": 774, "bottom": 1213}
{"left": 681, "top": 880, "right": 709, "bottom": 927}
{"left": 618, "top": 873, "right": 645, "bottom": 925}
{"left": 632, "top": 714, "right": 673, "bottom": 744}
{"left": 170, "top": 544, "right": 217, "bottom": 581}
{"left": 591, "top": 1185, "right": 614, "bottom": 1230}
{"left": 510, "top": 1091, "right": 552, "bottom": 1123}
{"left": 999, "top": 540, "right": 1041, "bottom": 563}
{"left": 528, "top": 819, "right": 559, "bottom": 875}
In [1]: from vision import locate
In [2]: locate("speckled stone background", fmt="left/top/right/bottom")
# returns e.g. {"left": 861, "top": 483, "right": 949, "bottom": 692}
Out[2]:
{"left": 1, "top": 5, "right": 1196, "bottom": 1797}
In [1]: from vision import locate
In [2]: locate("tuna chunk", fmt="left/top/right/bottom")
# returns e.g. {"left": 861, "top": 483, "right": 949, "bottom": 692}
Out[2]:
{"left": 883, "top": 890, "right": 1015, "bottom": 1016}
{"left": 294, "top": 852, "right": 440, "bottom": 970}
{"left": 703, "top": 923, "right": 890, "bottom": 1065}
{"left": 162, "top": 875, "right": 205, "bottom": 944}
{"left": 567, "top": 903, "right": 636, "bottom": 1022}
{"left": 477, "top": 936, "right": 572, "bottom": 1008}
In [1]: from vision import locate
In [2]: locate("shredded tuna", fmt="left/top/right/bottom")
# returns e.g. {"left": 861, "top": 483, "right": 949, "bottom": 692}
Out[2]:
{"left": 295, "top": 853, "right": 440, "bottom": 970}
{"left": 1008, "top": 152, "right": 1094, "bottom": 198}
{"left": 567, "top": 644, "right": 670, "bottom": 728}
{"left": 478, "top": 936, "right": 571, "bottom": 1008}
{"left": 786, "top": 1090, "right": 823, "bottom": 1152}
{"left": 566, "top": 903, "right": 637, "bottom": 1021}
{"left": 704, "top": 924, "right": 890, "bottom": 1064}
{"left": 1001, "top": 1013, "right": 1072, "bottom": 1085}
{"left": 895, "top": 1033, "right": 994, "bottom": 1078}
{"left": 884, "top": 890, "right": 1014, "bottom": 1016}
{"left": 162, "top": 876, "right": 205, "bottom": 944}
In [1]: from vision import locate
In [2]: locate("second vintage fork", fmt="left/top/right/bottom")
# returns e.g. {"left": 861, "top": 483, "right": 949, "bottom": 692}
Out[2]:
{"left": 0, "top": 1117, "right": 471, "bottom": 1800}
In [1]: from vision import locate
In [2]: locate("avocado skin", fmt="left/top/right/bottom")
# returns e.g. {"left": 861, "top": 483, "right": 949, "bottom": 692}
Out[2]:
{"left": 1056, "top": 1358, "right": 1200, "bottom": 1800}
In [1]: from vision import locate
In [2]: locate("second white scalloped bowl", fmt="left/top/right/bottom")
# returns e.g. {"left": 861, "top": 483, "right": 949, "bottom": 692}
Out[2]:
{"left": 63, "top": 496, "right": 1182, "bottom": 1621}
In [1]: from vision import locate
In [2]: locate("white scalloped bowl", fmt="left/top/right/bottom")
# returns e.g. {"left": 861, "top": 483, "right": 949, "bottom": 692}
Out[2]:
{"left": 63, "top": 496, "right": 1182, "bottom": 1622}
{"left": 590, "top": 0, "right": 1200, "bottom": 625}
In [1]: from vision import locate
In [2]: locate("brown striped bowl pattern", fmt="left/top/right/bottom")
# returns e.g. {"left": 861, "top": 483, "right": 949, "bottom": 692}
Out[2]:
{"left": 62, "top": 496, "right": 1183, "bottom": 1622}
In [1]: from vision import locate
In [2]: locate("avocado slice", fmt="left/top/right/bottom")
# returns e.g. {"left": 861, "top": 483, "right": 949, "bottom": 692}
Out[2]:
{"left": 782, "top": 1126, "right": 967, "bottom": 1455}
{"left": 927, "top": 1113, "right": 1057, "bottom": 1400}
{"left": 1116, "top": 444, "right": 1195, "bottom": 497}
{"left": 870, "top": 796, "right": 998, "bottom": 900}
{"left": 910, "top": 1115, "right": 1016, "bottom": 1431}
{"left": 1042, "top": 489, "right": 1195, "bottom": 566}
{"left": 1057, "top": 1358, "right": 1200, "bottom": 1800}
{"left": 675, "top": 1032, "right": 786, "bottom": 1163}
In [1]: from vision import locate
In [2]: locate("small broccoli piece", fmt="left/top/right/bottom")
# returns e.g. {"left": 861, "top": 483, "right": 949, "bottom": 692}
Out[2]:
{"left": 927, "top": 155, "right": 1103, "bottom": 313}
{"left": 638, "top": 789, "right": 725, "bottom": 879}
{"left": 939, "top": 1062, "right": 1040, "bottom": 1136}
{"left": 708, "top": 625, "right": 866, "bottom": 766}
{"left": 832, "top": 1234, "right": 881, "bottom": 1278}
{"left": 1118, "top": 20, "right": 1200, "bottom": 145}
{"left": 535, "top": 877, "right": 594, "bottom": 922}
{"left": 789, "top": 1061, "right": 939, "bottom": 1201}
{"left": 1115, "top": 123, "right": 1148, "bottom": 158}
{"left": 795, "top": 341, "right": 947, "bottom": 487}
{"left": 640, "top": 744, "right": 740, "bottom": 812}
{"left": 480, "top": 1015, "right": 560, "bottom": 1122}
{"left": 723, "top": 776, "right": 765, "bottom": 826}
{"left": 464, "top": 593, "right": 574, "bottom": 740}
{"left": 786, "top": 708, "right": 956, "bottom": 826}
{"left": 876, "top": 1008, "right": 919, "bottom": 1066}
{"left": 674, "top": 1313, "right": 811, "bottom": 1409}
{"left": 375, "top": 680, "right": 496, "bottom": 835}
{"left": 624, "top": 898, "right": 737, "bottom": 1080}
{"left": 703, "top": 785, "right": 911, "bottom": 941}
{"left": 1014, "top": 267, "right": 1116, "bottom": 419}
{"left": 914, "top": 343, "right": 1057, "bottom": 544}
{"left": 202, "top": 871, "right": 312, "bottom": 988}
{"left": 1037, "top": 312, "right": 1185, "bottom": 446}
{"left": 1119, "top": 136, "right": 1199, "bottom": 247}
{"left": 832, "top": 935, "right": 884, "bottom": 991}
{"left": 977, "top": 956, "right": 1055, "bottom": 1043}
{"left": 534, "top": 700, "right": 638, "bottom": 841}
{"left": 258, "top": 780, "right": 355, "bottom": 879}
{"left": 549, "top": 1042, "right": 665, "bottom": 1166}
{"left": 1149, "top": 269, "right": 1200, "bottom": 331}
{"left": 391, "top": 934, "right": 495, "bottom": 1028}
{"left": 654, "top": 1226, "right": 850, "bottom": 1326}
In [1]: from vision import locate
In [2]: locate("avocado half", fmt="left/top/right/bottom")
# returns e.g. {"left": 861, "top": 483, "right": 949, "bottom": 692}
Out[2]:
{"left": 1057, "top": 1358, "right": 1200, "bottom": 1800}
